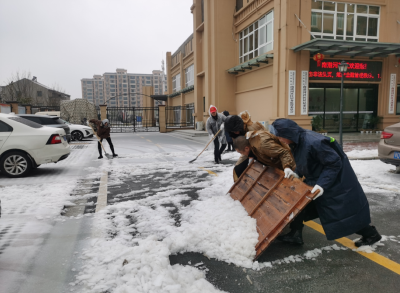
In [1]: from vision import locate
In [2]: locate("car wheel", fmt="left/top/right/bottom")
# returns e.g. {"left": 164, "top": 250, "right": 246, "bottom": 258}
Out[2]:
{"left": 72, "top": 131, "right": 83, "bottom": 141}
{"left": 0, "top": 152, "right": 33, "bottom": 178}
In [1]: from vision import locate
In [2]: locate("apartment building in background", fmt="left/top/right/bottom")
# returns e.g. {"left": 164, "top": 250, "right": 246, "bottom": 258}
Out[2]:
{"left": 166, "top": 0, "right": 400, "bottom": 132}
{"left": 81, "top": 65, "right": 167, "bottom": 107}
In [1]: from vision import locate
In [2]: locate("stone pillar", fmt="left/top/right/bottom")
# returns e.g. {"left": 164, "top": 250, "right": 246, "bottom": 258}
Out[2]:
{"left": 142, "top": 86, "right": 155, "bottom": 127}
{"left": 6, "top": 101, "right": 19, "bottom": 114}
{"left": 159, "top": 105, "right": 167, "bottom": 133}
{"left": 100, "top": 104, "right": 107, "bottom": 120}
{"left": 23, "top": 104, "right": 32, "bottom": 114}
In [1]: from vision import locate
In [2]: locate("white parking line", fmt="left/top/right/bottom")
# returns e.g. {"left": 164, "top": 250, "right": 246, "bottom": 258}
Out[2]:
{"left": 95, "top": 170, "right": 108, "bottom": 212}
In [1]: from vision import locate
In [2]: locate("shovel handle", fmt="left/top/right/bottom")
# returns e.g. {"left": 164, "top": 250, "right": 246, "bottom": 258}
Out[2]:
{"left": 195, "top": 129, "right": 222, "bottom": 159}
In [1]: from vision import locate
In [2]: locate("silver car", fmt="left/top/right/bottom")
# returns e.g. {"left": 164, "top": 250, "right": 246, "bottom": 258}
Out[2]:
{"left": 378, "top": 122, "right": 400, "bottom": 173}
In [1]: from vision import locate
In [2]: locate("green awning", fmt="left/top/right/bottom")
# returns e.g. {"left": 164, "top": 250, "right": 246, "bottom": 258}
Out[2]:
{"left": 168, "top": 85, "right": 194, "bottom": 98}
{"left": 228, "top": 53, "right": 274, "bottom": 74}
{"left": 292, "top": 39, "right": 400, "bottom": 59}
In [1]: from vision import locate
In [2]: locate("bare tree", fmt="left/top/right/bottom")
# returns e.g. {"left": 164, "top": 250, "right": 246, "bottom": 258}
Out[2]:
{"left": 3, "top": 71, "right": 35, "bottom": 104}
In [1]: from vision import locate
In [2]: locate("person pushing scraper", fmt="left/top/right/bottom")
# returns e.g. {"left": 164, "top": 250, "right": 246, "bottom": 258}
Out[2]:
{"left": 272, "top": 118, "right": 381, "bottom": 247}
{"left": 225, "top": 115, "right": 296, "bottom": 180}
{"left": 89, "top": 118, "right": 118, "bottom": 159}
{"left": 206, "top": 105, "right": 226, "bottom": 164}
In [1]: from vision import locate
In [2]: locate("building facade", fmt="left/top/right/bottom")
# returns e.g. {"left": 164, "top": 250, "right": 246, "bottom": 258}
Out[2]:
{"left": 0, "top": 78, "right": 70, "bottom": 106}
{"left": 81, "top": 67, "right": 166, "bottom": 107}
{"left": 166, "top": 0, "right": 400, "bottom": 132}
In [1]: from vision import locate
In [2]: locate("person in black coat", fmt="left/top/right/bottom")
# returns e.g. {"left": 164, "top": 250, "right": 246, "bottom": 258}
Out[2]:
{"left": 272, "top": 118, "right": 381, "bottom": 247}
{"left": 222, "top": 111, "right": 234, "bottom": 151}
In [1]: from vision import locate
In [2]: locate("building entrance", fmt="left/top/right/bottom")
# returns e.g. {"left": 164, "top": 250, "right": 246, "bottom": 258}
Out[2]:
{"left": 309, "top": 84, "right": 378, "bottom": 132}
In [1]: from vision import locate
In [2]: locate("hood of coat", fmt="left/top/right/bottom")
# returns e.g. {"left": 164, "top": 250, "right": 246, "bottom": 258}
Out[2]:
{"left": 209, "top": 105, "right": 219, "bottom": 117}
{"left": 225, "top": 115, "right": 244, "bottom": 133}
{"left": 239, "top": 110, "right": 252, "bottom": 124}
{"left": 272, "top": 118, "right": 303, "bottom": 145}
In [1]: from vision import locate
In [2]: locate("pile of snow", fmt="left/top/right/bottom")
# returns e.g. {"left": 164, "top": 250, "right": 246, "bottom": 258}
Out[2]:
{"left": 74, "top": 236, "right": 222, "bottom": 293}
{"left": 0, "top": 181, "right": 77, "bottom": 220}
{"left": 74, "top": 157, "right": 256, "bottom": 292}
{"left": 350, "top": 160, "right": 400, "bottom": 194}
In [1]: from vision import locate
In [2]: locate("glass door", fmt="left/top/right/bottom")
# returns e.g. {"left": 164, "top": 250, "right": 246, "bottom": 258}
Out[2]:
{"left": 309, "top": 84, "right": 378, "bottom": 132}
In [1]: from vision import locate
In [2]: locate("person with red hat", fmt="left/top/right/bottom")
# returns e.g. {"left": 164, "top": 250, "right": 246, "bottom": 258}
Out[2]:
{"left": 206, "top": 105, "right": 226, "bottom": 164}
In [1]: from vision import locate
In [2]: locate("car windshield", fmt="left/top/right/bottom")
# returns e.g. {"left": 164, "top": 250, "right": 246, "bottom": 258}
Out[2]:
{"left": 8, "top": 117, "right": 43, "bottom": 128}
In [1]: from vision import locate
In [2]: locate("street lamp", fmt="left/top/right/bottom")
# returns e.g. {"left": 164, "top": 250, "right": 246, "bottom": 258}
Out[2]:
{"left": 338, "top": 60, "right": 348, "bottom": 148}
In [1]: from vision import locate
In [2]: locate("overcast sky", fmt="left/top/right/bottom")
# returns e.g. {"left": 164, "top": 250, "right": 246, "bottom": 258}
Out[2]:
{"left": 0, "top": 0, "right": 193, "bottom": 99}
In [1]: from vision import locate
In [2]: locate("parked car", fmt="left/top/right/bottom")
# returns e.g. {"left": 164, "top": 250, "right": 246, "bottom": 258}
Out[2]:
{"left": 0, "top": 113, "right": 70, "bottom": 178}
{"left": 58, "top": 119, "right": 93, "bottom": 141}
{"left": 378, "top": 122, "right": 400, "bottom": 173}
{"left": 17, "top": 114, "right": 71, "bottom": 142}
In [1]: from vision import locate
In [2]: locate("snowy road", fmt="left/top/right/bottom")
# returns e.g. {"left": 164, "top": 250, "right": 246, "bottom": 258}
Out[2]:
{"left": 1, "top": 132, "right": 400, "bottom": 293}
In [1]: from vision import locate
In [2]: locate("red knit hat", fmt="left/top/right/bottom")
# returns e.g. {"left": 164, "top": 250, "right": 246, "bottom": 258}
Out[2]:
{"left": 210, "top": 106, "right": 217, "bottom": 113}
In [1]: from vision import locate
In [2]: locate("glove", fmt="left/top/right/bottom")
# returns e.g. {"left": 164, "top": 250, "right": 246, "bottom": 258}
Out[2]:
{"left": 220, "top": 123, "right": 225, "bottom": 131}
{"left": 311, "top": 185, "right": 324, "bottom": 200}
{"left": 284, "top": 168, "right": 299, "bottom": 179}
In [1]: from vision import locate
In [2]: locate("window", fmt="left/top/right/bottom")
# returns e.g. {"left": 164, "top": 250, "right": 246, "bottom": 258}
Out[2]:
{"left": 239, "top": 10, "right": 273, "bottom": 63}
{"left": 0, "top": 120, "right": 13, "bottom": 132}
{"left": 311, "top": 1, "right": 380, "bottom": 41}
{"left": 8, "top": 117, "right": 42, "bottom": 128}
{"left": 146, "top": 81, "right": 151, "bottom": 84}
{"left": 37, "top": 91, "right": 42, "bottom": 97}
{"left": 185, "top": 64, "right": 194, "bottom": 87}
{"left": 172, "top": 74, "right": 181, "bottom": 93}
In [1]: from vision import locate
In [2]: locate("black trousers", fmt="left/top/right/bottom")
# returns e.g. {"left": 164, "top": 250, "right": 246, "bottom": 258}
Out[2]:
{"left": 213, "top": 138, "right": 226, "bottom": 162}
{"left": 98, "top": 137, "right": 115, "bottom": 156}
{"left": 290, "top": 201, "right": 376, "bottom": 237}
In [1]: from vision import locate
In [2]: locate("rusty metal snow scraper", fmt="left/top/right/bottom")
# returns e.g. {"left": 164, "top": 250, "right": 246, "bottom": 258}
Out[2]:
{"left": 228, "top": 160, "right": 319, "bottom": 260}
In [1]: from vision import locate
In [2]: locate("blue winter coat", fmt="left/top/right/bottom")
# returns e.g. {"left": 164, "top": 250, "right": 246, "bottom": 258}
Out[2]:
{"left": 272, "top": 119, "right": 371, "bottom": 240}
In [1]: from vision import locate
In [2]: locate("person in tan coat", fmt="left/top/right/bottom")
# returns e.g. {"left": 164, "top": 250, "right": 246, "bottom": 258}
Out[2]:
{"left": 225, "top": 115, "right": 296, "bottom": 181}
{"left": 89, "top": 118, "right": 118, "bottom": 159}
{"left": 233, "top": 131, "right": 296, "bottom": 173}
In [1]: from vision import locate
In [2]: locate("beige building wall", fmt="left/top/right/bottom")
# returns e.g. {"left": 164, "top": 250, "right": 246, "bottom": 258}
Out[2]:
{"left": 164, "top": 0, "right": 400, "bottom": 130}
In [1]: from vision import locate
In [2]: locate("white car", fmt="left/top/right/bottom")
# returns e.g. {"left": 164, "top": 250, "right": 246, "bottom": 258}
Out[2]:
{"left": 0, "top": 113, "right": 70, "bottom": 178}
{"left": 59, "top": 119, "right": 94, "bottom": 141}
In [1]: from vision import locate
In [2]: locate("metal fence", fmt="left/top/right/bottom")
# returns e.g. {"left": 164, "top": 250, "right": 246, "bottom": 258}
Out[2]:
{"left": 106, "top": 107, "right": 159, "bottom": 132}
{"left": 166, "top": 106, "right": 195, "bottom": 128}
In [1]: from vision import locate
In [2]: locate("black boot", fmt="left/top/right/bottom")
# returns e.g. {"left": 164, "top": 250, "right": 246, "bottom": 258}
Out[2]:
{"left": 113, "top": 154, "right": 118, "bottom": 157}
{"left": 355, "top": 226, "right": 382, "bottom": 247}
{"left": 277, "top": 229, "right": 304, "bottom": 245}
{"left": 98, "top": 155, "right": 103, "bottom": 159}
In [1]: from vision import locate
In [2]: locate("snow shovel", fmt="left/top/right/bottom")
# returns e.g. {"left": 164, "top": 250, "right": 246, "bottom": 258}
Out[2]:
{"left": 189, "top": 129, "right": 222, "bottom": 163}
{"left": 89, "top": 124, "right": 113, "bottom": 159}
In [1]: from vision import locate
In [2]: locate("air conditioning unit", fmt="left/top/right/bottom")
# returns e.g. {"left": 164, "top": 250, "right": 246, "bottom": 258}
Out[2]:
{"left": 196, "top": 121, "right": 204, "bottom": 131}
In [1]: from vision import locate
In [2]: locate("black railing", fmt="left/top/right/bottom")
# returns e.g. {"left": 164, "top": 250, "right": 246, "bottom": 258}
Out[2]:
{"left": 106, "top": 107, "right": 159, "bottom": 132}
{"left": 166, "top": 106, "right": 195, "bottom": 128}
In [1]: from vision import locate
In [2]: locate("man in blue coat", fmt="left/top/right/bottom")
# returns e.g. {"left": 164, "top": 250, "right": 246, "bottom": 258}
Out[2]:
{"left": 272, "top": 118, "right": 381, "bottom": 247}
